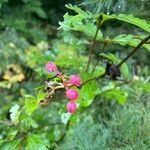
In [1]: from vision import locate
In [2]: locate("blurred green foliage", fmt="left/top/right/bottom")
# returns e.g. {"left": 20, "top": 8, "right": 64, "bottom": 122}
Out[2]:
{"left": 0, "top": 0, "right": 150, "bottom": 149}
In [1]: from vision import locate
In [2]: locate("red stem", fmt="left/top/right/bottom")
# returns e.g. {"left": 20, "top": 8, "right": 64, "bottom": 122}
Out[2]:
{"left": 57, "top": 71, "right": 69, "bottom": 90}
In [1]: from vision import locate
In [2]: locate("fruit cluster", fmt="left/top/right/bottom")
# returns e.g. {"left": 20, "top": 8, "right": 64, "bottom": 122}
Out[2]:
{"left": 45, "top": 61, "right": 80, "bottom": 113}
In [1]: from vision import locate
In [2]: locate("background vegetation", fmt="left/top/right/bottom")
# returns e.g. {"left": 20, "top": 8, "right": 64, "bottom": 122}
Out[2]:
{"left": 0, "top": 0, "right": 150, "bottom": 149}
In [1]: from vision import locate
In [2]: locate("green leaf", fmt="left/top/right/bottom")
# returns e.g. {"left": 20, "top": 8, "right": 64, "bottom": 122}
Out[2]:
{"left": 92, "top": 66, "right": 105, "bottom": 77}
{"left": 78, "top": 73, "right": 98, "bottom": 107}
{"left": 9, "top": 104, "right": 20, "bottom": 125}
{"left": 55, "top": 44, "right": 85, "bottom": 69}
{"left": 120, "top": 63, "right": 130, "bottom": 79}
{"left": 112, "top": 34, "right": 150, "bottom": 52}
{"left": 99, "top": 53, "right": 130, "bottom": 79}
{"left": 24, "top": 92, "right": 46, "bottom": 116}
{"left": 0, "top": 139, "right": 21, "bottom": 150}
{"left": 96, "top": 13, "right": 114, "bottom": 23}
{"left": 133, "top": 80, "right": 150, "bottom": 92}
{"left": 23, "top": 1, "right": 47, "bottom": 19}
{"left": 6, "top": 128, "right": 18, "bottom": 141}
{"left": 112, "top": 34, "right": 140, "bottom": 47}
{"left": 96, "top": 13, "right": 150, "bottom": 33}
{"left": 20, "top": 113, "right": 33, "bottom": 131}
{"left": 102, "top": 88, "right": 128, "bottom": 104}
{"left": 113, "top": 14, "right": 150, "bottom": 32}
{"left": 133, "top": 80, "right": 145, "bottom": 91}
{"left": 143, "top": 83, "right": 150, "bottom": 92}
{"left": 99, "top": 53, "right": 119, "bottom": 63}
{"left": 25, "top": 134, "right": 48, "bottom": 150}
{"left": 59, "top": 4, "right": 103, "bottom": 39}
{"left": 65, "top": 4, "right": 90, "bottom": 16}
{"left": 24, "top": 96, "right": 38, "bottom": 116}
{"left": 0, "top": 140, "right": 4, "bottom": 147}
{"left": 47, "top": 72, "right": 57, "bottom": 79}
{"left": 37, "top": 92, "right": 47, "bottom": 102}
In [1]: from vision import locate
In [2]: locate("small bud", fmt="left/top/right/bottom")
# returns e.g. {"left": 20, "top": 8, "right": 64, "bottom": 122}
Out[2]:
{"left": 69, "top": 75, "right": 80, "bottom": 86}
{"left": 66, "top": 101, "right": 76, "bottom": 113}
{"left": 65, "top": 89, "right": 79, "bottom": 100}
{"left": 45, "top": 62, "right": 58, "bottom": 72}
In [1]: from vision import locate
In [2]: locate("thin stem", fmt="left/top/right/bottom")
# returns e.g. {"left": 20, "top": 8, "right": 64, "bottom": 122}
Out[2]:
{"left": 80, "top": 72, "right": 105, "bottom": 87}
{"left": 57, "top": 72, "right": 69, "bottom": 90}
{"left": 86, "top": 26, "right": 99, "bottom": 72}
{"left": 91, "top": 43, "right": 106, "bottom": 73}
{"left": 55, "top": 120, "right": 70, "bottom": 145}
{"left": 97, "top": 80, "right": 131, "bottom": 96}
{"left": 117, "top": 35, "right": 150, "bottom": 67}
{"left": 91, "top": 60, "right": 99, "bottom": 73}
{"left": 39, "top": 82, "right": 74, "bottom": 105}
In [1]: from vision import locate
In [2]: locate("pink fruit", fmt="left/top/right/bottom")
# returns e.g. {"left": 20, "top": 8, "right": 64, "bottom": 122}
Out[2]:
{"left": 66, "top": 101, "right": 76, "bottom": 113}
{"left": 65, "top": 89, "right": 79, "bottom": 100}
{"left": 45, "top": 62, "right": 58, "bottom": 72}
{"left": 69, "top": 74, "right": 80, "bottom": 86}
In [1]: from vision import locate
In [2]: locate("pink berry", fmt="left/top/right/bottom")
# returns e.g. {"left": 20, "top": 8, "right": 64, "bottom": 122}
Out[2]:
{"left": 66, "top": 101, "right": 76, "bottom": 113}
{"left": 45, "top": 62, "right": 58, "bottom": 72}
{"left": 69, "top": 74, "right": 80, "bottom": 86}
{"left": 65, "top": 89, "right": 79, "bottom": 100}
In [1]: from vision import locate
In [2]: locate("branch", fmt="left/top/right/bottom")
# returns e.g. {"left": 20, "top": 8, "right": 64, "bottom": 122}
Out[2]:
{"left": 39, "top": 82, "right": 73, "bottom": 105}
{"left": 39, "top": 83, "right": 65, "bottom": 105}
{"left": 80, "top": 72, "right": 105, "bottom": 87}
{"left": 55, "top": 120, "right": 70, "bottom": 145}
{"left": 117, "top": 35, "right": 150, "bottom": 67}
{"left": 86, "top": 26, "right": 99, "bottom": 72}
{"left": 91, "top": 43, "right": 107, "bottom": 73}
{"left": 96, "top": 80, "right": 131, "bottom": 97}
